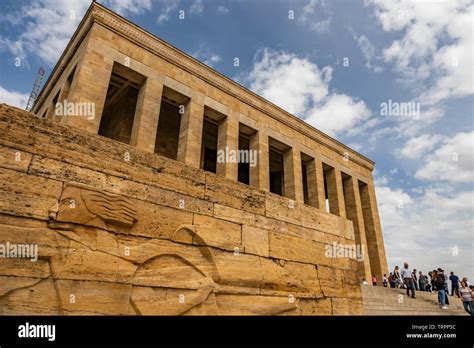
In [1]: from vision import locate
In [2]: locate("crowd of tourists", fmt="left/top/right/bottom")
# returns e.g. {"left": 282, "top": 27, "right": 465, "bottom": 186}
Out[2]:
{"left": 364, "top": 263, "right": 473, "bottom": 316}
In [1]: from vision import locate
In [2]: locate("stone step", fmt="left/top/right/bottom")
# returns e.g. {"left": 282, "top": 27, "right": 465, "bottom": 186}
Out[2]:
{"left": 363, "top": 299, "right": 465, "bottom": 308}
{"left": 364, "top": 296, "right": 462, "bottom": 306}
{"left": 361, "top": 285, "right": 468, "bottom": 316}
{"left": 365, "top": 311, "right": 467, "bottom": 316}
{"left": 364, "top": 305, "right": 466, "bottom": 312}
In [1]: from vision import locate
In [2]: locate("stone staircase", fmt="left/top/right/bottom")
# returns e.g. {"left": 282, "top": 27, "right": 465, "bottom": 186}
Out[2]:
{"left": 361, "top": 285, "right": 468, "bottom": 315}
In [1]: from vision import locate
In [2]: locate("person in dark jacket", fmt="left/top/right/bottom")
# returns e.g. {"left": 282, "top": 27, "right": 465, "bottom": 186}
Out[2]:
{"left": 425, "top": 274, "right": 432, "bottom": 292}
{"left": 438, "top": 268, "right": 449, "bottom": 306}
{"left": 388, "top": 272, "right": 396, "bottom": 288}
{"left": 449, "top": 272, "right": 460, "bottom": 297}
{"left": 418, "top": 271, "right": 426, "bottom": 291}
{"left": 412, "top": 269, "right": 419, "bottom": 290}
{"left": 434, "top": 270, "right": 448, "bottom": 309}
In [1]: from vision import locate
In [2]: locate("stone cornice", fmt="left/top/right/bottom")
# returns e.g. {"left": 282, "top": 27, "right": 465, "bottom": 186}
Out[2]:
{"left": 35, "top": 2, "right": 375, "bottom": 171}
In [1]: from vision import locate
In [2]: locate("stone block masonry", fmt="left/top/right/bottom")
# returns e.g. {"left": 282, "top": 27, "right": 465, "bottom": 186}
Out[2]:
{"left": 0, "top": 2, "right": 388, "bottom": 316}
{"left": 0, "top": 104, "right": 366, "bottom": 315}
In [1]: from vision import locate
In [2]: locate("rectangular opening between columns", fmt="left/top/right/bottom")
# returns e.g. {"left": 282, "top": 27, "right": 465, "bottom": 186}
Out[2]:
{"left": 322, "top": 163, "right": 332, "bottom": 213}
{"left": 201, "top": 106, "right": 226, "bottom": 173}
{"left": 300, "top": 152, "right": 314, "bottom": 206}
{"left": 154, "top": 86, "right": 190, "bottom": 160}
{"left": 238, "top": 123, "right": 257, "bottom": 185}
{"left": 268, "top": 137, "right": 291, "bottom": 197}
{"left": 342, "top": 171, "right": 353, "bottom": 215}
{"left": 59, "top": 65, "right": 77, "bottom": 105}
{"left": 98, "top": 62, "right": 146, "bottom": 144}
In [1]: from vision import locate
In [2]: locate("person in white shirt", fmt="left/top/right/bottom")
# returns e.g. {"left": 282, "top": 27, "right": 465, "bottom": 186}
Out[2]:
{"left": 401, "top": 262, "right": 416, "bottom": 298}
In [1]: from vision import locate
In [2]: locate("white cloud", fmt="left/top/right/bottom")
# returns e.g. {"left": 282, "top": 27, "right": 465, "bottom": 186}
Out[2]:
{"left": 157, "top": 0, "right": 177, "bottom": 24}
{"left": 393, "top": 104, "right": 447, "bottom": 139}
{"left": 301, "top": 0, "right": 318, "bottom": 17}
{"left": 0, "top": 0, "right": 151, "bottom": 65}
{"left": 189, "top": 0, "right": 204, "bottom": 15}
{"left": 157, "top": 0, "right": 205, "bottom": 23}
{"left": 243, "top": 48, "right": 371, "bottom": 137}
{"left": 350, "top": 29, "right": 383, "bottom": 72}
{"left": 363, "top": 0, "right": 473, "bottom": 153}
{"left": 368, "top": 0, "right": 474, "bottom": 106}
{"left": 0, "top": 0, "right": 91, "bottom": 65}
{"left": 305, "top": 94, "right": 371, "bottom": 136}
{"left": 375, "top": 179, "right": 474, "bottom": 281}
{"left": 216, "top": 5, "right": 229, "bottom": 14}
{"left": 310, "top": 17, "right": 331, "bottom": 34}
{"left": 109, "top": 0, "right": 151, "bottom": 16}
{"left": 0, "top": 86, "right": 29, "bottom": 109}
{"left": 415, "top": 131, "right": 474, "bottom": 183}
{"left": 299, "top": 0, "right": 331, "bottom": 33}
{"left": 398, "top": 133, "right": 446, "bottom": 159}
{"left": 347, "top": 143, "right": 363, "bottom": 152}
{"left": 374, "top": 174, "right": 389, "bottom": 186}
{"left": 191, "top": 45, "right": 221, "bottom": 68}
{"left": 0, "top": 38, "right": 28, "bottom": 66}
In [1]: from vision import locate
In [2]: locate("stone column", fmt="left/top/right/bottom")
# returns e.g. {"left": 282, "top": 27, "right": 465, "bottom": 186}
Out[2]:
{"left": 343, "top": 176, "right": 372, "bottom": 283}
{"left": 306, "top": 158, "right": 326, "bottom": 210}
{"left": 60, "top": 49, "right": 114, "bottom": 133}
{"left": 326, "top": 167, "right": 346, "bottom": 218}
{"left": 177, "top": 100, "right": 204, "bottom": 168}
{"left": 130, "top": 78, "right": 163, "bottom": 153}
{"left": 56, "top": 67, "right": 75, "bottom": 107}
{"left": 216, "top": 111, "right": 239, "bottom": 180}
{"left": 359, "top": 180, "right": 389, "bottom": 286}
{"left": 249, "top": 130, "right": 269, "bottom": 191}
{"left": 283, "top": 147, "right": 304, "bottom": 202}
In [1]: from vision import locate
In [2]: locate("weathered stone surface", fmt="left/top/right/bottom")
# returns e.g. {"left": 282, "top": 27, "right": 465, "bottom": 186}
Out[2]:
{"left": 29, "top": 155, "right": 213, "bottom": 216}
{"left": 193, "top": 214, "right": 241, "bottom": 251}
{"left": 317, "top": 265, "right": 346, "bottom": 298}
{"left": 205, "top": 173, "right": 265, "bottom": 215}
{"left": 265, "top": 193, "right": 301, "bottom": 225}
{"left": 0, "top": 145, "right": 32, "bottom": 173}
{"left": 213, "top": 203, "right": 256, "bottom": 226}
{"left": 260, "top": 259, "right": 322, "bottom": 296}
{"left": 57, "top": 279, "right": 135, "bottom": 315}
{"left": 300, "top": 203, "right": 347, "bottom": 237}
{"left": 146, "top": 185, "right": 213, "bottom": 216}
{"left": 0, "top": 258, "right": 51, "bottom": 278}
{"left": 53, "top": 240, "right": 136, "bottom": 283}
{"left": 215, "top": 294, "right": 298, "bottom": 315}
{"left": 0, "top": 0, "right": 389, "bottom": 314}
{"left": 212, "top": 249, "right": 263, "bottom": 289}
{"left": 242, "top": 225, "right": 269, "bottom": 257}
{"left": 0, "top": 277, "right": 60, "bottom": 315}
{"left": 0, "top": 223, "right": 68, "bottom": 259}
{"left": 0, "top": 167, "right": 62, "bottom": 220}
{"left": 54, "top": 183, "right": 138, "bottom": 230}
{"left": 52, "top": 182, "right": 193, "bottom": 239}
{"left": 331, "top": 297, "right": 364, "bottom": 315}
{"left": 0, "top": 109, "right": 207, "bottom": 199}
{"left": 268, "top": 231, "right": 331, "bottom": 267}
{"left": 130, "top": 286, "right": 218, "bottom": 315}
{"left": 293, "top": 298, "right": 332, "bottom": 315}
{"left": 0, "top": 104, "right": 377, "bottom": 315}
{"left": 0, "top": 214, "right": 47, "bottom": 228}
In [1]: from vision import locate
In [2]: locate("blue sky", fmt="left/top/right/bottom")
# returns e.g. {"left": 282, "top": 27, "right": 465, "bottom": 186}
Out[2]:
{"left": 0, "top": 0, "right": 472, "bottom": 280}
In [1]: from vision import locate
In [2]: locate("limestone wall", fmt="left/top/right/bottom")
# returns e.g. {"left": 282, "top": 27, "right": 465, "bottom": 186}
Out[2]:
{"left": 27, "top": 2, "right": 389, "bottom": 287}
{"left": 0, "top": 104, "right": 363, "bottom": 315}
